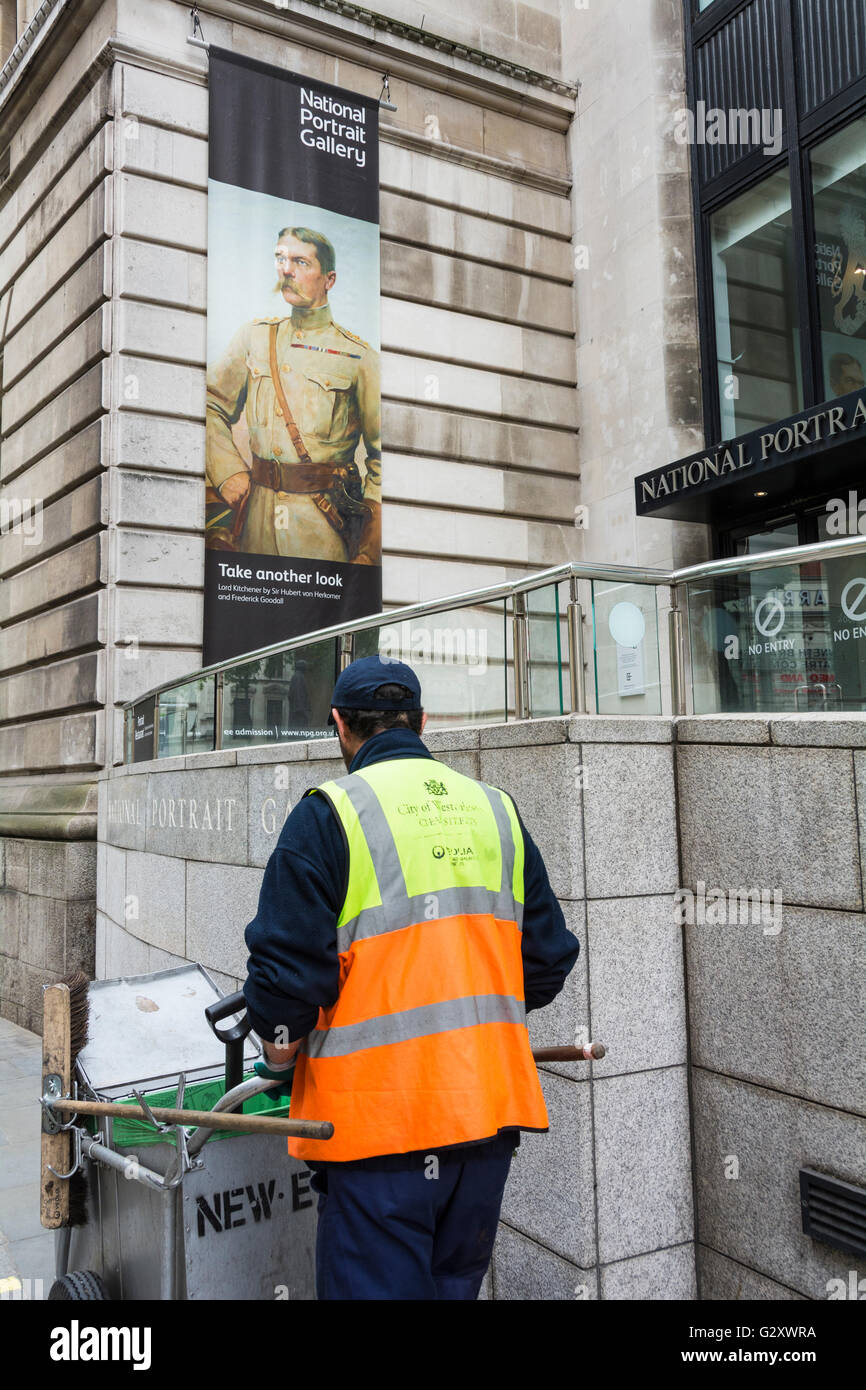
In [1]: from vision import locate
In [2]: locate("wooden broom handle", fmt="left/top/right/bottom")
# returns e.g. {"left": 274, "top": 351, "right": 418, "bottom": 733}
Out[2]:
{"left": 40, "top": 984, "right": 71, "bottom": 1229}
{"left": 532, "top": 1043, "right": 606, "bottom": 1061}
{"left": 49, "top": 1097, "right": 333, "bottom": 1140}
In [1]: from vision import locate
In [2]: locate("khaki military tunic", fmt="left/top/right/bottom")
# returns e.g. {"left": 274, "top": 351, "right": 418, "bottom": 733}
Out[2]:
{"left": 206, "top": 303, "right": 381, "bottom": 560}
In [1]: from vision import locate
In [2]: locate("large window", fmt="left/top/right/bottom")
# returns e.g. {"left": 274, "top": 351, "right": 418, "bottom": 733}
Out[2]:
{"left": 811, "top": 118, "right": 866, "bottom": 402}
{"left": 685, "top": 0, "right": 866, "bottom": 451}
{"left": 710, "top": 169, "right": 803, "bottom": 438}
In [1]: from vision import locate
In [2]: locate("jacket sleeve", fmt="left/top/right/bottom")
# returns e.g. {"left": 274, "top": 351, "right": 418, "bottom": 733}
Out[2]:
{"left": 514, "top": 803, "right": 580, "bottom": 1012}
{"left": 242, "top": 792, "right": 346, "bottom": 1043}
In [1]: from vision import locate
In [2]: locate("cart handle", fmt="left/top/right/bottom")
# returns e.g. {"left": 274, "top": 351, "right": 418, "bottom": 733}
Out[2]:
{"left": 205, "top": 989, "right": 254, "bottom": 1097}
{"left": 204, "top": 989, "right": 252, "bottom": 1046}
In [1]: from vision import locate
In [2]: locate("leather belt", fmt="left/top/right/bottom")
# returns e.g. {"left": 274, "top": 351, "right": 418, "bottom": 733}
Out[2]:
{"left": 250, "top": 455, "right": 346, "bottom": 494}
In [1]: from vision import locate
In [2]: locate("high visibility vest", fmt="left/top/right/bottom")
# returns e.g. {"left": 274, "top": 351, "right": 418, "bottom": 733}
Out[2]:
{"left": 286, "top": 756, "right": 549, "bottom": 1162}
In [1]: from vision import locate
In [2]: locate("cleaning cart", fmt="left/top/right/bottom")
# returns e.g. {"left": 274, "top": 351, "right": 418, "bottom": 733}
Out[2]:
{"left": 39, "top": 965, "right": 328, "bottom": 1301}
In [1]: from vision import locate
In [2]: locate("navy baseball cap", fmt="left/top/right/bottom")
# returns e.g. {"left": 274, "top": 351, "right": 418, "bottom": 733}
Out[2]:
{"left": 327, "top": 656, "right": 422, "bottom": 725}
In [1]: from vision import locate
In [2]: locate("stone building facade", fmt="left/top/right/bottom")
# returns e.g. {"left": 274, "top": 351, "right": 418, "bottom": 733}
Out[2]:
{"left": 97, "top": 710, "right": 866, "bottom": 1300}
{"left": 1, "top": 1, "right": 860, "bottom": 1306}
{"left": 0, "top": 0, "right": 582, "bottom": 1026}
{"left": 0, "top": 2, "right": 704, "bottom": 1078}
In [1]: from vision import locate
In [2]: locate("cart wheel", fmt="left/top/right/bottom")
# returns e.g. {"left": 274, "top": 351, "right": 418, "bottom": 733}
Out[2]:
{"left": 48, "top": 1270, "right": 110, "bottom": 1300}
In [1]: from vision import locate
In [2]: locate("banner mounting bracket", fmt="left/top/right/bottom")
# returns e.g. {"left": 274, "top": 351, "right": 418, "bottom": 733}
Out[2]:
{"left": 188, "top": 4, "right": 208, "bottom": 50}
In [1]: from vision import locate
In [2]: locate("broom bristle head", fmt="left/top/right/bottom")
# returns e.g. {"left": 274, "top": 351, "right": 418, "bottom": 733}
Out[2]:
{"left": 67, "top": 1170, "right": 88, "bottom": 1226}
{"left": 58, "top": 970, "right": 91, "bottom": 1063}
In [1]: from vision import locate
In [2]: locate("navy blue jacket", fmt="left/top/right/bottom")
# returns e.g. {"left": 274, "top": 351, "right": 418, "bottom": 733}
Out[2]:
{"left": 243, "top": 727, "right": 579, "bottom": 1048}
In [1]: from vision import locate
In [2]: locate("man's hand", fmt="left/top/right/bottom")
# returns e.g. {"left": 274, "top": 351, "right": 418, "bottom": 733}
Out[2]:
{"left": 219, "top": 470, "right": 251, "bottom": 507}
{"left": 255, "top": 1038, "right": 304, "bottom": 1101}
{"left": 264, "top": 1037, "right": 304, "bottom": 1066}
{"left": 253, "top": 1057, "right": 294, "bottom": 1100}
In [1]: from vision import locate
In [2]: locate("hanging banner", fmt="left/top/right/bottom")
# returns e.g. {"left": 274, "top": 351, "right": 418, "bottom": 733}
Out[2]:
{"left": 203, "top": 49, "right": 381, "bottom": 667}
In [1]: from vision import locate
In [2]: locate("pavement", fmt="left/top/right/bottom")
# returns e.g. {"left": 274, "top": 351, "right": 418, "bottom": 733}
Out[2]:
{"left": 0, "top": 1015, "right": 55, "bottom": 1297}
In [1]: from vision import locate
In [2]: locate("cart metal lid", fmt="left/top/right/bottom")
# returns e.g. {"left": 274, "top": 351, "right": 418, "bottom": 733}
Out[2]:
{"left": 76, "top": 965, "right": 260, "bottom": 1095}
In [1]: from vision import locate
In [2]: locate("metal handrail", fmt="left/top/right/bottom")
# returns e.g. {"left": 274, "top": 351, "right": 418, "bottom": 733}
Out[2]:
{"left": 122, "top": 559, "right": 673, "bottom": 710}
{"left": 669, "top": 531, "right": 866, "bottom": 582}
{"left": 124, "top": 534, "right": 866, "bottom": 713}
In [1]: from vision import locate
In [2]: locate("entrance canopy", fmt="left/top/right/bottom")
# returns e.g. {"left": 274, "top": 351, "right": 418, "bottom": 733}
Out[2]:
{"left": 635, "top": 386, "right": 866, "bottom": 524}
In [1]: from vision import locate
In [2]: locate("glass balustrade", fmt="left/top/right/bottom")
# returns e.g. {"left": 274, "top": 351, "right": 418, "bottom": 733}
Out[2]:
{"left": 591, "top": 580, "right": 662, "bottom": 715}
{"left": 367, "top": 602, "right": 509, "bottom": 726}
{"left": 220, "top": 639, "right": 338, "bottom": 749}
{"left": 686, "top": 547, "right": 866, "bottom": 713}
{"left": 125, "top": 546, "right": 866, "bottom": 763}
{"left": 526, "top": 582, "right": 569, "bottom": 719}
{"left": 156, "top": 678, "right": 216, "bottom": 759}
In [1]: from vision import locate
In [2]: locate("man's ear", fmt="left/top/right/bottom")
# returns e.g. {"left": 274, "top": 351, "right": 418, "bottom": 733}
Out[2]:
{"left": 420, "top": 711, "right": 428, "bottom": 733}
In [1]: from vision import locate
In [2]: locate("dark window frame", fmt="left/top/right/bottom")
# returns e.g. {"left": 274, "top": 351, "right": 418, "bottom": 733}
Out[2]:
{"left": 690, "top": 0, "right": 754, "bottom": 41}
{"left": 684, "top": 0, "right": 866, "bottom": 447}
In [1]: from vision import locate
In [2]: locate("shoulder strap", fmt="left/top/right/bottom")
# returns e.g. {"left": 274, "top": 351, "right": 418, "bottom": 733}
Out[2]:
{"left": 269, "top": 321, "right": 313, "bottom": 466}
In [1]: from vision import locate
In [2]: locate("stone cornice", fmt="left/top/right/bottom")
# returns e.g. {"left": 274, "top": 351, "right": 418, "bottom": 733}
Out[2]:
{"left": 246, "top": 0, "right": 577, "bottom": 97}
{"left": 0, "top": 780, "right": 97, "bottom": 839}
{"left": 186, "top": 0, "right": 577, "bottom": 128}
{"left": 0, "top": 0, "right": 576, "bottom": 158}
{"left": 101, "top": 32, "right": 573, "bottom": 193}
{"left": 1, "top": 25, "right": 573, "bottom": 197}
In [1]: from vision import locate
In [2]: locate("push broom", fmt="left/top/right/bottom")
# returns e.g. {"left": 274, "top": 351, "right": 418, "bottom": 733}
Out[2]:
{"left": 39, "top": 974, "right": 333, "bottom": 1230}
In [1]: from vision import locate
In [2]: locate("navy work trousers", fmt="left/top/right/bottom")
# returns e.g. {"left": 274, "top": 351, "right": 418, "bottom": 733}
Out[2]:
{"left": 310, "top": 1141, "right": 515, "bottom": 1300}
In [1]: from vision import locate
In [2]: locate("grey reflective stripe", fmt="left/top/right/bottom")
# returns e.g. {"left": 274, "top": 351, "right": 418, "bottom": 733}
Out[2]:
{"left": 345, "top": 885, "right": 520, "bottom": 944}
{"left": 335, "top": 771, "right": 522, "bottom": 943}
{"left": 306, "top": 992, "right": 526, "bottom": 1059}
{"left": 340, "top": 772, "right": 412, "bottom": 924}
{"left": 478, "top": 784, "right": 523, "bottom": 929}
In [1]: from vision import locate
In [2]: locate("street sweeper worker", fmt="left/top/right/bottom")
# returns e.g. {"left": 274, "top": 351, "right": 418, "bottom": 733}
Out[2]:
{"left": 242, "top": 655, "right": 579, "bottom": 1300}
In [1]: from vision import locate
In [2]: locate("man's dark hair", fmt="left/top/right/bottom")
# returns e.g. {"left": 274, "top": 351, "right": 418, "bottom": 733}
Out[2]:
{"left": 337, "top": 683, "right": 423, "bottom": 740}
{"left": 277, "top": 225, "right": 336, "bottom": 275}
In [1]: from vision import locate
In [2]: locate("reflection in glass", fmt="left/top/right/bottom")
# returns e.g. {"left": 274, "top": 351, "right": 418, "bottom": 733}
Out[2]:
{"left": 732, "top": 518, "right": 799, "bottom": 557}
{"left": 710, "top": 169, "right": 802, "bottom": 437}
{"left": 157, "top": 678, "right": 216, "bottom": 758}
{"left": 811, "top": 118, "right": 866, "bottom": 402}
{"left": 686, "top": 551, "right": 866, "bottom": 713}
{"left": 376, "top": 604, "right": 508, "bottom": 726}
{"left": 220, "top": 640, "right": 338, "bottom": 749}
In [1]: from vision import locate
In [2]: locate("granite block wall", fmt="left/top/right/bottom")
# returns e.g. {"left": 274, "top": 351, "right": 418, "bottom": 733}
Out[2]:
{"left": 94, "top": 710, "right": 866, "bottom": 1299}
{"left": 478, "top": 716, "right": 693, "bottom": 1299}
{"left": 98, "top": 715, "right": 696, "bottom": 1300}
{"left": 676, "top": 714, "right": 866, "bottom": 1301}
{"left": 0, "top": 837, "right": 97, "bottom": 1032}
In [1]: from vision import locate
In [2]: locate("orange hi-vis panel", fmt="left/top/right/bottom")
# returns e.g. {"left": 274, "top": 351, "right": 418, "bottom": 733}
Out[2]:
{"left": 286, "top": 756, "right": 549, "bottom": 1162}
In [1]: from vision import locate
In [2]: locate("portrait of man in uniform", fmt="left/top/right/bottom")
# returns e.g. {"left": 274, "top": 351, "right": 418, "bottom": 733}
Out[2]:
{"left": 205, "top": 225, "right": 381, "bottom": 565}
